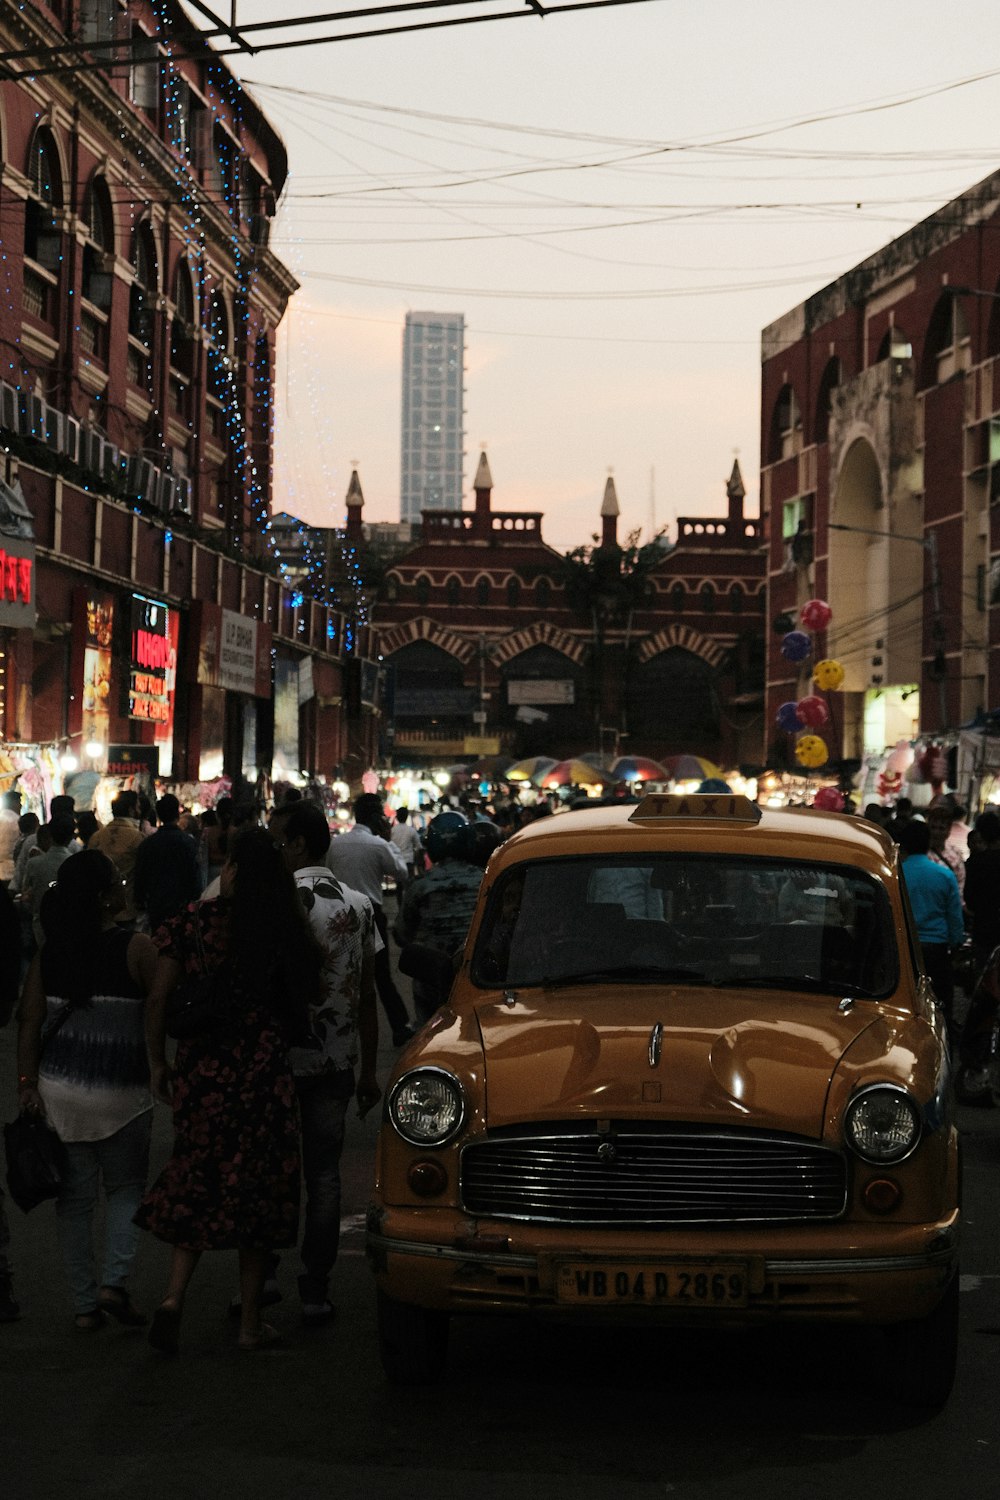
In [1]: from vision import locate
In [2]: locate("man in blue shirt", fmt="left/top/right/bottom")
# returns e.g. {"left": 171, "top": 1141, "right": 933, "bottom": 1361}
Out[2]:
{"left": 899, "top": 819, "right": 965, "bottom": 1039}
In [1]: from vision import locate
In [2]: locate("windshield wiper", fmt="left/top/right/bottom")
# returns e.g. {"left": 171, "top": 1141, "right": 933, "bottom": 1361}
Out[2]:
{"left": 719, "top": 974, "right": 878, "bottom": 998}
{"left": 536, "top": 965, "right": 707, "bottom": 988}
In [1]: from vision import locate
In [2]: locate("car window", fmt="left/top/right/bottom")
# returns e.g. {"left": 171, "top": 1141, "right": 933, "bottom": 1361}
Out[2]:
{"left": 472, "top": 855, "right": 898, "bottom": 997}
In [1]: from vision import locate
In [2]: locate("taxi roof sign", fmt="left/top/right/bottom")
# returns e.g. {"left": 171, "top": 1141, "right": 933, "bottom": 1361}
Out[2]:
{"left": 629, "top": 792, "right": 763, "bottom": 825}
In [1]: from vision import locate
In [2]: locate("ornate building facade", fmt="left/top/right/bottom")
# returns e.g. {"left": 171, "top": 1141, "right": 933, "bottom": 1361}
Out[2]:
{"left": 0, "top": 0, "right": 378, "bottom": 801}
{"left": 368, "top": 453, "right": 766, "bottom": 768}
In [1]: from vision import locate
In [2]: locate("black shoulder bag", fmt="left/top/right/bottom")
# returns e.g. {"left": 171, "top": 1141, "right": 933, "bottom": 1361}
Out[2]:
{"left": 4, "top": 1002, "right": 74, "bottom": 1213}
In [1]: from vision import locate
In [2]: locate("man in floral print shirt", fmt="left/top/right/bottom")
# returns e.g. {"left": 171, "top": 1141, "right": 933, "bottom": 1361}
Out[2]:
{"left": 269, "top": 799, "right": 381, "bottom": 1324}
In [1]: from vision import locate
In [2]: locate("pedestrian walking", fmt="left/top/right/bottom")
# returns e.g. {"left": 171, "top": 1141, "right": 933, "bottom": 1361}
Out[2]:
{"left": 269, "top": 799, "right": 381, "bottom": 1324}
{"left": 137, "top": 828, "right": 322, "bottom": 1354}
{"left": 22, "top": 814, "right": 76, "bottom": 947}
{"left": 390, "top": 806, "right": 422, "bottom": 899}
{"left": 326, "top": 793, "right": 414, "bottom": 1045}
{"left": 88, "top": 794, "right": 144, "bottom": 927}
{"left": 16, "top": 850, "right": 158, "bottom": 1331}
{"left": 899, "top": 819, "right": 965, "bottom": 1039}
{"left": 134, "top": 794, "right": 203, "bottom": 935}
{"left": 394, "top": 812, "right": 484, "bottom": 1022}
{"left": 964, "top": 810, "right": 1000, "bottom": 980}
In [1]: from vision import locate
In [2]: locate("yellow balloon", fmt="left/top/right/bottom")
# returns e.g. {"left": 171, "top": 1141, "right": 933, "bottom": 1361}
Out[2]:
{"left": 813, "top": 658, "right": 845, "bottom": 691}
{"left": 795, "top": 734, "right": 829, "bottom": 769}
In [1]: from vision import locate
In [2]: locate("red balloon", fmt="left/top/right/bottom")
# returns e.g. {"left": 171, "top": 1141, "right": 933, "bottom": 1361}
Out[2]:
{"left": 813, "top": 786, "right": 845, "bottom": 812}
{"left": 795, "top": 694, "right": 830, "bottom": 728}
{"left": 801, "top": 599, "right": 833, "bottom": 632}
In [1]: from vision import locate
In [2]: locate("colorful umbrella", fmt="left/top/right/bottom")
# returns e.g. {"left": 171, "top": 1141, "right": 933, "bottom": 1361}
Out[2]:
{"left": 542, "top": 758, "right": 614, "bottom": 788}
{"left": 610, "top": 755, "right": 670, "bottom": 783}
{"left": 507, "top": 756, "right": 558, "bottom": 785}
{"left": 468, "top": 755, "right": 513, "bottom": 778}
{"left": 662, "top": 754, "right": 724, "bottom": 782}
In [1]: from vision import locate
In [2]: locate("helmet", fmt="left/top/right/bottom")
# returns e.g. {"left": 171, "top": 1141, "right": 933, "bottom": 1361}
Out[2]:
{"left": 424, "top": 810, "right": 468, "bottom": 862}
{"left": 457, "top": 819, "right": 502, "bottom": 868}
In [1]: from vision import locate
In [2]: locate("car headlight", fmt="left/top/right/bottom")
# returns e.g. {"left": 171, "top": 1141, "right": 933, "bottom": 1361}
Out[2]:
{"left": 844, "top": 1084, "right": 922, "bottom": 1164}
{"left": 389, "top": 1068, "right": 465, "bottom": 1146}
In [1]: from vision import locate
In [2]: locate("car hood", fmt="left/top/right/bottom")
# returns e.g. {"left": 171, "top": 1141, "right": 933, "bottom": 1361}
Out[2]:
{"left": 474, "top": 988, "right": 880, "bottom": 1136}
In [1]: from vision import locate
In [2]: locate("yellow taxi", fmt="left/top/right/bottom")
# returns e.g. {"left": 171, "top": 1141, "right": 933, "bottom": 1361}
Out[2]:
{"left": 368, "top": 794, "right": 960, "bottom": 1405}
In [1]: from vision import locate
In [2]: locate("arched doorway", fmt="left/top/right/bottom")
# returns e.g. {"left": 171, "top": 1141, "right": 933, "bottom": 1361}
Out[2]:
{"left": 626, "top": 647, "right": 720, "bottom": 750}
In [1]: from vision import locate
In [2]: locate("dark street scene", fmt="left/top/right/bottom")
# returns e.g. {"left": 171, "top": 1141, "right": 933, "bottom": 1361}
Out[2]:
{"left": 4, "top": 2, "right": 1000, "bottom": 1497}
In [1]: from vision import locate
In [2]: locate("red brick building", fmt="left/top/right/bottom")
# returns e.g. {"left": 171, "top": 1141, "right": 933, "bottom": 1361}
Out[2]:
{"left": 761, "top": 168, "right": 1000, "bottom": 793}
{"left": 368, "top": 453, "right": 766, "bottom": 769}
{"left": 0, "top": 0, "right": 378, "bottom": 806}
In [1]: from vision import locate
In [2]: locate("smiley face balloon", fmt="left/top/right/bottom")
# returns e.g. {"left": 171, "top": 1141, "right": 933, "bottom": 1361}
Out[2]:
{"left": 795, "top": 734, "right": 829, "bottom": 769}
{"left": 812, "top": 658, "right": 845, "bottom": 692}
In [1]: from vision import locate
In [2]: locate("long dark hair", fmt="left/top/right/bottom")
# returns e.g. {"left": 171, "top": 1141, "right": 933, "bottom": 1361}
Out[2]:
{"left": 223, "top": 828, "right": 323, "bottom": 1032}
{"left": 39, "top": 849, "right": 119, "bottom": 1006}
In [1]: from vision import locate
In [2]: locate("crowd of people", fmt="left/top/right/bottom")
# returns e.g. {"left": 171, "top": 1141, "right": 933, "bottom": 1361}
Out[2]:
{"left": 0, "top": 783, "right": 497, "bottom": 1343}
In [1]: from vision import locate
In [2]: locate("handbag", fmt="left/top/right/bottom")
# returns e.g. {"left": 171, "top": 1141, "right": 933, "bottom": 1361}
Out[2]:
{"left": 3, "top": 1113, "right": 68, "bottom": 1213}
{"left": 164, "top": 914, "right": 233, "bottom": 1041}
{"left": 4, "top": 1000, "right": 74, "bottom": 1213}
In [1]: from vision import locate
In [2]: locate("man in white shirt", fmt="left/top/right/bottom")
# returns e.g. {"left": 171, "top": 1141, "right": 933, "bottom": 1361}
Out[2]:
{"left": 271, "top": 799, "right": 381, "bottom": 1323}
{"left": 326, "top": 793, "right": 414, "bottom": 1045}
{"left": 389, "top": 806, "right": 422, "bottom": 905}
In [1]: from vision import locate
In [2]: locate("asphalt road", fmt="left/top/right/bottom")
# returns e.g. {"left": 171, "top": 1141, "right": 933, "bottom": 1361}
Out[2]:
{"left": 2, "top": 962, "right": 999, "bottom": 1500}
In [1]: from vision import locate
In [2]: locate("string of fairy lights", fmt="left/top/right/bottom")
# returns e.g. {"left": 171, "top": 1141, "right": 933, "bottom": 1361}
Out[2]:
{"left": 2, "top": 5, "right": 373, "bottom": 647}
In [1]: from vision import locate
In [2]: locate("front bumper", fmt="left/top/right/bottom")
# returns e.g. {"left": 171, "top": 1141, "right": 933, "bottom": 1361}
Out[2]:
{"left": 367, "top": 1207, "right": 961, "bottom": 1326}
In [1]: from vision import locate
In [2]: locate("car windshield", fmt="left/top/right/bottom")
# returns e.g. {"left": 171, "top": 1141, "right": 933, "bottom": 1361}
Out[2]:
{"left": 472, "top": 854, "right": 898, "bottom": 997}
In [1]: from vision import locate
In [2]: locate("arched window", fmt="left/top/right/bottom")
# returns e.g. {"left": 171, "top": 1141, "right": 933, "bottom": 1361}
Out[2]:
{"left": 475, "top": 577, "right": 490, "bottom": 607}
{"left": 445, "top": 576, "right": 461, "bottom": 607}
{"left": 813, "top": 357, "right": 841, "bottom": 443}
{"left": 729, "top": 583, "right": 744, "bottom": 614}
{"left": 700, "top": 583, "right": 716, "bottom": 614}
{"left": 81, "top": 176, "right": 114, "bottom": 310}
{"left": 384, "top": 574, "right": 399, "bottom": 603}
{"left": 129, "top": 223, "right": 157, "bottom": 346}
{"left": 24, "top": 128, "right": 62, "bottom": 321}
{"left": 415, "top": 576, "right": 431, "bottom": 606}
{"left": 920, "top": 293, "right": 971, "bottom": 389}
{"left": 506, "top": 575, "right": 521, "bottom": 609}
{"left": 670, "top": 581, "right": 686, "bottom": 614}
{"left": 536, "top": 577, "right": 552, "bottom": 609}
{"left": 768, "top": 383, "right": 802, "bottom": 463}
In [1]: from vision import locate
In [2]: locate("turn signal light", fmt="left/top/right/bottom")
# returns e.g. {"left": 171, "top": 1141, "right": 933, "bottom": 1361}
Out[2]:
{"left": 407, "top": 1159, "right": 448, "bottom": 1197}
{"left": 863, "top": 1177, "right": 902, "bottom": 1214}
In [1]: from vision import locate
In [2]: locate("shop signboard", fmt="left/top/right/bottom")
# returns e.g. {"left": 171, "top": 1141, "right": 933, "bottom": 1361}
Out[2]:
{"left": 191, "top": 600, "right": 272, "bottom": 698}
{"left": 107, "top": 744, "right": 160, "bottom": 778}
{"left": 72, "top": 587, "right": 115, "bottom": 757}
{"left": 273, "top": 656, "right": 300, "bottom": 780}
{"left": 508, "top": 679, "right": 575, "bottom": 706}
{"left": 128, "top": 595, "right": 179, "bottom": 776}
{"left": 0, "top": 535, "right": 35, "bottom": 629}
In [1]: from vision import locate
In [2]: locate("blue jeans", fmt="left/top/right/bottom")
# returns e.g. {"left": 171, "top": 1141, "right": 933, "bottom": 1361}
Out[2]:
{"left": 296, "top": 1073, "right": 350, "bottom": 1304}
{"left": 56, "top": 1111, "right": 152, "bottom": 1315}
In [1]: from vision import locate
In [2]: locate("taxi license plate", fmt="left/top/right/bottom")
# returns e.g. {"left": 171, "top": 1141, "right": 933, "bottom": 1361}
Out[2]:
{"left": 556, "top": 1263, "right": 748, "bottom": 1308}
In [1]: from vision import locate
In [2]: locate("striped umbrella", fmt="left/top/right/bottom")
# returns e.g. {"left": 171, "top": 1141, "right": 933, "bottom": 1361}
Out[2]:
{"left": 542, "top": 758, "right": 614, "bottom": 789}
{"left": 506, "top": 756, "right": 558, "bottom": 786}
{"left": 662, "top": 754, "right": 724, "bottom": 782}
{"left": 610, "top": 756, "right": 670, "bottom": 783}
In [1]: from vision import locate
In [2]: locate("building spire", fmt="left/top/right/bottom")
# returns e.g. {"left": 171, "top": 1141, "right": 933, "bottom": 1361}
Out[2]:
{"left": 727, "top": 456, "right": 745, "bottom": 523}
{"left": 345, "top": 466, "right": 364, "bottom": 540}
{"left": 474, "top": 449, "right": 493, "bottom": 524}
{"left": 600, "top": 471, "right": 619, "bottom": 548}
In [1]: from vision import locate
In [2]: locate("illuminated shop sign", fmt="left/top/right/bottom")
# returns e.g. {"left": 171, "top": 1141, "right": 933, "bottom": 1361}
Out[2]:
{"left": 129, "top": 595, "right": 176, "bottom": 726}
{"left": 0, "top": 538, "right": 36, "bottom": 628}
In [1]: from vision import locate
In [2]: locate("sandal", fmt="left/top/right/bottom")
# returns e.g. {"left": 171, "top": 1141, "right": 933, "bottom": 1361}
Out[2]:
{"left": 148, "top": 1301, "right": 181, "bottom": 1356}
{"left": 74, "top": 1309, "right": 106, "bottom": 1332}
{"left": 98, "top": 1287, "right": 148, "bottom": 1327}
{"left": 238, "top": 1321, "right": 284, "bottom": 1352}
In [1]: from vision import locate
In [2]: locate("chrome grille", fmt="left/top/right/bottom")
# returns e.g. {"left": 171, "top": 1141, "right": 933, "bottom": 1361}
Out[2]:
{"left": 460, "top": 1125, "right": 847, "bottom": 1225}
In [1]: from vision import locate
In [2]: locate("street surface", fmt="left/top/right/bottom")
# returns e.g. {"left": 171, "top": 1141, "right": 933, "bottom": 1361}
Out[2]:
{"left": 1, "top": 949, "right": 999, "bottom": 1500}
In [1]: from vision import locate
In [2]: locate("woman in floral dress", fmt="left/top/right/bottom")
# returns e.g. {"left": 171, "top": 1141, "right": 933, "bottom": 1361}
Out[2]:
{"left": 136, "top": 828, "right": 321, "bottom": 1353}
